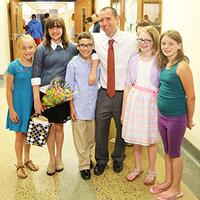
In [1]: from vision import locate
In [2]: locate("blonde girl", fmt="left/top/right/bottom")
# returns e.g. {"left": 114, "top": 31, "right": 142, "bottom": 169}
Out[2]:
{"left": 6, "top": 34, "right": 39, "bottom": 179}
{"left": 121, "top": 26, "right": 160, "bottom": 185}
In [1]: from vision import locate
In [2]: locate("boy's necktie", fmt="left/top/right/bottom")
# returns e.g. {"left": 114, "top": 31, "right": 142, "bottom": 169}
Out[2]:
{"left": 107, "top": 39, "right": 115, "bottom": 98}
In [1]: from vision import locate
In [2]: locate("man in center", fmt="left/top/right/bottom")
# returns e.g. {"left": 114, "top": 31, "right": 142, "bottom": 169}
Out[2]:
{"left": 90, "top": 7, "right": 138, "bottom": 175}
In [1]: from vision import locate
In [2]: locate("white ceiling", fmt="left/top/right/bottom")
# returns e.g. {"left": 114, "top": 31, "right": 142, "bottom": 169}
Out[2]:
{"left": 25, "top": 2, "right": 67, "bottom": 10}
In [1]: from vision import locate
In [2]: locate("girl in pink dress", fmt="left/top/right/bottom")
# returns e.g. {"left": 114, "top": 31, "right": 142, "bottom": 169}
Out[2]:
{"left": 121, "top": 26, "right": 160, "bottom": 185}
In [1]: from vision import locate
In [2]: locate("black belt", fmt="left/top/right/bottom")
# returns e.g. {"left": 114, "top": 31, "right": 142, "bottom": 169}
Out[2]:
{"left": 100, "top": 87, "right": 123, "bottom": 92}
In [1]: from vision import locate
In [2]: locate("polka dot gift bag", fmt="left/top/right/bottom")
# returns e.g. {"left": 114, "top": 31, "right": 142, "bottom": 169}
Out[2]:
{"left": 26, "top": 114, "right": 51, "bottom": 147}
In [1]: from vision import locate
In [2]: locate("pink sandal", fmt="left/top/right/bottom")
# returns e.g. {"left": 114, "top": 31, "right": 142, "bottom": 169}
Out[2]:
{"left": 156, "top": 191, "right": 183, "bottom": 200}
{"left": 149, "top": 184, "right": 170, "bottom": 194}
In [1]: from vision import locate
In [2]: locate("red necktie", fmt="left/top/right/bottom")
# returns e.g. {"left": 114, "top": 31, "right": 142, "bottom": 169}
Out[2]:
{"left": 107, "top": 39, "right": 115, "bottom": 97}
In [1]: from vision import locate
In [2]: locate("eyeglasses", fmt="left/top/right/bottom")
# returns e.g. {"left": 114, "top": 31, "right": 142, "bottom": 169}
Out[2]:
{"left": 78, "top": 44, "right": 93, "bottom": 49}
{"left": 137, "top": 38, "right": 152, "bottom": 44}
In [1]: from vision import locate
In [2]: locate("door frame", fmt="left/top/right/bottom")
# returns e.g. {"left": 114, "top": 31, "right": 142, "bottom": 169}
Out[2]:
{"left": 9, "top": 0, "right": 23, "bottom": 59}
{"left": 110, "top": 0, "right": 162, "bottom": 31}
{"left": 110, "top": 0, "right": 125, "bottom": 30}
{"left": 74, "top": 0, "right": 93, "bottom": 38}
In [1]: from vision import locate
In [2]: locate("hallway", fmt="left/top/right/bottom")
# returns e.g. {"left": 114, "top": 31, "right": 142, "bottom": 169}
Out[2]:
{"left": 0, "top": 80, "right": 197, "bottom": 200}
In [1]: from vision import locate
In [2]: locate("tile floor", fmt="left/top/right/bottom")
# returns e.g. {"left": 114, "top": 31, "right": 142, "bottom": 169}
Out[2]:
{"left": 0, "top": 81, "right": 198, "bottom": 200}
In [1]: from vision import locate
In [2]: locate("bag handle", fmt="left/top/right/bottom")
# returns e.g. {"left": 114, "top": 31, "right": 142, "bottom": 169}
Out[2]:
{"left": 30, "top": 113, "right": 40, "bottom": 120}
{"left": 30, "top": 113, "right": 49, "bottom": 122}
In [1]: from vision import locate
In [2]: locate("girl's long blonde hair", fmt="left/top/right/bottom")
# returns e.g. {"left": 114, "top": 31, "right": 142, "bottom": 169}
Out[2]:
{"left": 157, "top": 30, "right": 189, "bottom": 68}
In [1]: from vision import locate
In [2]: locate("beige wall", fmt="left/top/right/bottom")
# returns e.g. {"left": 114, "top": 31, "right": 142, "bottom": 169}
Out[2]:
{"left": 162, "top": 0, "right": 200, "bottom": 150}
{"left": 0, "top": 0, "right": 10, "bottom": 76}
{"left": 95, "top": 0, "right": 110, "bottom": 14}
{"left": 58, "top": 3, "right": 74, "bottom": 40}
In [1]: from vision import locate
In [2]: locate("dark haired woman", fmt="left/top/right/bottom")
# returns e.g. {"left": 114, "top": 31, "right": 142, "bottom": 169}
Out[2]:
{"left": 31, "top": 16, "right": 98, "bottom": 176}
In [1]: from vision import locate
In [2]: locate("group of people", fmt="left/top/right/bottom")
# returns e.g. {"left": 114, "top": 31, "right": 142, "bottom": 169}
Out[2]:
{"left": 6, "top": 6, "right": 195, "bottom": 200}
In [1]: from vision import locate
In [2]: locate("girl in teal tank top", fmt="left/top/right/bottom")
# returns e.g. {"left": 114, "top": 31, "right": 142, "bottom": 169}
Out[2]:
{"left": 150, "top": 30, "right": 195, "bottom": 199}
{"left": 158, "top": 62, "right": 187, "bottom": 116}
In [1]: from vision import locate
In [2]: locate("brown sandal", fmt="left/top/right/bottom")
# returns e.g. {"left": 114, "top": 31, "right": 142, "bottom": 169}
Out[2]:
{"left": 16, "top": 165, "right": 28, "bottom": 179}
{"left": 144, "top": 170, "right": 156, "bottom": 186}
{"left": 24, "top": 160, "right": 39, "bottom": 171}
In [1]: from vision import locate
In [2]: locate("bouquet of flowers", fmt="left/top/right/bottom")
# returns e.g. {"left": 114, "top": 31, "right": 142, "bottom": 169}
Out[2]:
{"left": 41, "top": 80, "right": 73, "bottom": 110}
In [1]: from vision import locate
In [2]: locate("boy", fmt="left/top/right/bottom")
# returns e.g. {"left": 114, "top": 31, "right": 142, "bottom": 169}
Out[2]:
{"left": 65, "top": 32, "right": 99, "bottom": 180}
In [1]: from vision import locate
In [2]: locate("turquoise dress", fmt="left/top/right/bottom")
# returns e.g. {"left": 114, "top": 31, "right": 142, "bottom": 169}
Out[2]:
{"left": 6, "top": 59, "right": 33, "bottom": 133}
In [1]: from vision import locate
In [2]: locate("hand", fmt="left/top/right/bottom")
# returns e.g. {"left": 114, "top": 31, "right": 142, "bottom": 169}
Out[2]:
{"left": 70, "top": 106, "right": 77, "bottom": 121}
{"left": 70, "top": 110, "right": 77, "bottom": 122}
{"left": 88, "top": 70, "right": 97, "bottom": 85}
{"left": 34, "top": 99, "right": 44, "bottom": 114}
{"left": 10, "top": 110, "right": 19, "bottom": 123}
{"left": 187, "top": 120, "right": 195, "bottom": 130}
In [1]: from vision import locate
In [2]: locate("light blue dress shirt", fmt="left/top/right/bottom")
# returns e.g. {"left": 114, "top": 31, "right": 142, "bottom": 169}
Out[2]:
{"left": 65, "top": 55, "right": 99, "bottom": 120}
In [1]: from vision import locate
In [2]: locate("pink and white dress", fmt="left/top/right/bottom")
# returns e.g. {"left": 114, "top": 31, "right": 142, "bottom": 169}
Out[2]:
{"left": 122, "top": 56, "right": 160, "bottom": 146}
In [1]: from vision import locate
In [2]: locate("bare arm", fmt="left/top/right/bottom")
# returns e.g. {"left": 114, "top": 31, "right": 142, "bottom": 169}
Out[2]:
{"left": 33, "top": 85, "right": 44, "bottom": 114}
{"left": 69, "top": 99, "right": 77, "bottom": 121}
{"left": 177, "top": 61, "right": 195, "bottom": 129}
{"left": 88, "top": 58, "right": 99, "bottom": 85}
{"left": 121, "top": 85, "right": 132, "bottom": 124}
{"left": 6, "top": 74, "right": 19, "bottom": 123}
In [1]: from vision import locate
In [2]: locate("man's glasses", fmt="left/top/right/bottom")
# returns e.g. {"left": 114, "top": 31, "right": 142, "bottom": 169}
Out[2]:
{"left": 137, "top": 38, "right": 152, "bottom": 44}
{"left": 78, "top": 44, "right": 93, "bottom": 49}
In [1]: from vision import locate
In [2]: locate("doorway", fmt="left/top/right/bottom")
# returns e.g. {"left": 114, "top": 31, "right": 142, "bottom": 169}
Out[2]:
{"left": 9, "top": 0, "right": 94, "bottom": 59}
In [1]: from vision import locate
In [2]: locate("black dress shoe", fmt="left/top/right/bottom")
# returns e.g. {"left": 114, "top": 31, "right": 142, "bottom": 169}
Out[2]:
{"left": 94, "top": 163, "right": 106, "bottom": 176}
{"left": 113, "top": 161, "right": 123, "bottom": 173}
{"left": 80, "top": 169, "right": 91, "bottom": 180}
{"left": 90, "top": 160, "right": 93, "bottom": 169}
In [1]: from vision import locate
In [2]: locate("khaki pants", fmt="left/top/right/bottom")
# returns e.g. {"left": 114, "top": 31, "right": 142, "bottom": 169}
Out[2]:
{"left": 71, "top": 119, "right": 95, "bottom": 170}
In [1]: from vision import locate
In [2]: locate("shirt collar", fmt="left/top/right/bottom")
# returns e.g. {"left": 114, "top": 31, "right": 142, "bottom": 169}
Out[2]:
{"left": 51, "top": 40, "right": 63, "bottom": 50}
{"left": 78, "top": 54, "right": 91, "bottom": 64}
{"left": 104, "top": 29, "right": 121, "bottom": 44}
